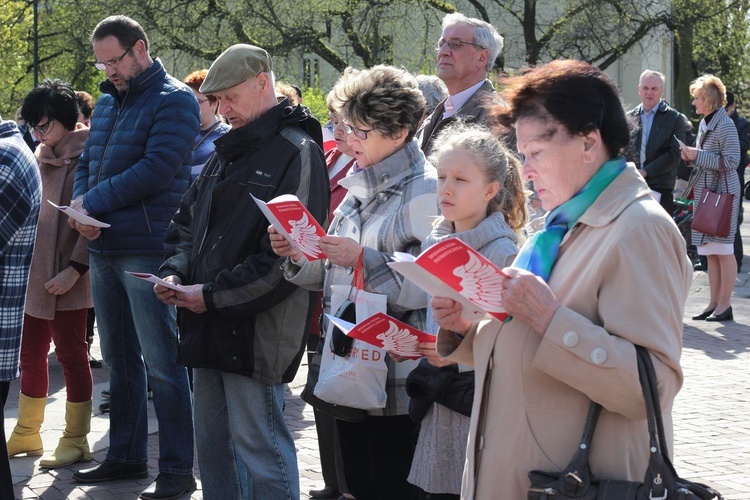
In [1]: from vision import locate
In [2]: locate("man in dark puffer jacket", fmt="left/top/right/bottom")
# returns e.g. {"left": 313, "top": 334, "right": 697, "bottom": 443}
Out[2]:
{"left": 69, "top": 15, "right": 198, "bottom": 500}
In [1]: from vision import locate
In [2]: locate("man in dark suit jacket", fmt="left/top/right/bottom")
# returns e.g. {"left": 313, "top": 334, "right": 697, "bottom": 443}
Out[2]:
{"left": 417, "top": 13, "right": 504, "bottom": 155}
{"left": 626, "top": 70, "right": 686, "bottom": 216}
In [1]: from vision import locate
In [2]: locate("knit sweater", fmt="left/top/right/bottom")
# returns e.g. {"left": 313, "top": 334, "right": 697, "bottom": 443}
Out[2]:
{"left": 26, "top": 126, "right": 92, "bottom": 319}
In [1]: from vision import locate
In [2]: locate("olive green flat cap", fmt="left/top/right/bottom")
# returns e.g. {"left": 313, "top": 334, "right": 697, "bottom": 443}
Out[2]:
{"left": 200, "top": 44, "right": 273, "bottom": 94}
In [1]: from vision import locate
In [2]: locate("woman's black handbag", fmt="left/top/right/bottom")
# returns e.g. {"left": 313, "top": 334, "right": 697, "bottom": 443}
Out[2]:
{"left": 527, "top": 346, "right": 722, "bottom": 500}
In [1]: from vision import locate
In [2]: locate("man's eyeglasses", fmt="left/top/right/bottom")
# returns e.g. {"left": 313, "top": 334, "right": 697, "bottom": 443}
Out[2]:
{"left": 343, "top": 122, "right": 372, "bottom": 140}
{"left": 31, "top": 119, "right": 54, "bottom": 136}
{"left": 91, "top": 43, "right": 136, "bottom": 71}
{"left": 434, "top": 38, "right": 486, "bottom": 51}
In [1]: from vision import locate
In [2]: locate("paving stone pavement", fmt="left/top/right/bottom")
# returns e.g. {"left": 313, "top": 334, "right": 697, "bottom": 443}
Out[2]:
{"left": 5, "top": 205, "right": 750, "bottom": 499}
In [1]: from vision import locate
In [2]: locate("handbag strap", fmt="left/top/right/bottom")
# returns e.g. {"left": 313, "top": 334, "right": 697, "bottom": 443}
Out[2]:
{"left": 555, "top": 400, "right": 601, "bottom": 495}
{"left": 635, "top": 346, "right": 674, "bottom": 498}
{"left": 192, "top": 121, "right": 222, "bottom": 152}
{"left": 348, "top": 250, "right": 365, "bottom": 301}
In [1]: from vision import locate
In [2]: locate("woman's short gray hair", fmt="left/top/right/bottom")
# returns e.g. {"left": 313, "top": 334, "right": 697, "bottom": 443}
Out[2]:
{"left": 416, "top": 75, "right": 448, "bottom": 116}
{"left": 340, "top": 65, "right": 427, "bottom": 142}
{"left": 442, "top": 13, "right": 504, "bottom": 73}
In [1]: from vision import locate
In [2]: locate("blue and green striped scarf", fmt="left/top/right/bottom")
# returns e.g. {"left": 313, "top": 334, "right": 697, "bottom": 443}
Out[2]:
{"left": 513, "top": 156, "right": 626, "bottom": 281}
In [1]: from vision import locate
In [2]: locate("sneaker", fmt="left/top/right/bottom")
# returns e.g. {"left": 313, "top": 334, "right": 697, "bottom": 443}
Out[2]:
{"left": 98, "top": 401, "right": 109, "bottom": 413}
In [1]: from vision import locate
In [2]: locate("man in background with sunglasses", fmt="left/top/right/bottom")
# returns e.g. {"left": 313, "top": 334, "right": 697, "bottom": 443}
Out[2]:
{"left": 418, "top": 13, "right": 504, "bottom": 154}
{"left": 69, "top": 15, "right": 198, "bottom": 500}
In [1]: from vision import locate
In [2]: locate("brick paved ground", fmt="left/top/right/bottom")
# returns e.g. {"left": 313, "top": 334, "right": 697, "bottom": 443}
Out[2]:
{"left": 6, "top": 206, "right": 750, "bottom": 499}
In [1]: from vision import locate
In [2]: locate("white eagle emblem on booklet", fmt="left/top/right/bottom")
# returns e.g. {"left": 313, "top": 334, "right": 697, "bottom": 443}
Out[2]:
{"left": 454, "top": 252, "right": 506, "bottom": 313}
{"left": 252, "top": 194, "right": 327, "bottom": 260}
{"left": 388, "top": 238, "right": 508, "bottom": 322}
{"left": 325, "top": 312, "right": 434, "bottom": 359}
{"left": 288, "top": 212, "right": 323, "bottom": 259}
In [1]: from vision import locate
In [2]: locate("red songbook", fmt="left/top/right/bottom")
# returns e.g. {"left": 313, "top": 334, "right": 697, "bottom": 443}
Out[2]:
{"left": 326, "top": 312, "right": 434, "bottom": 359}
{"left": 252, "top": 194, "right": 327, "bottom": 260}
{"left": 388, "top": 238, "right": 508, "bottom": 322}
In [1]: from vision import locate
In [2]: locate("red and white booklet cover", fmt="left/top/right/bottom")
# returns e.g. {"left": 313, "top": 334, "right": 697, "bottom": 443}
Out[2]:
{"left": 325, "top": 312, "right": 434, "bottom": 359}
{"left": 252, "top": 194, "right": 327, "bottom": 260}
{"left": 388, "top": 238, "right": 508, "bottom": 322}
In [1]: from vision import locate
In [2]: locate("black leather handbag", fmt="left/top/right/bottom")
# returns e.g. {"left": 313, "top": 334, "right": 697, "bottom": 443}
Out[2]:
{"left": 528, "top": 346, "right": 722, "bottom": 500}
{"left": 406, "top": 359, "right": 475, "bottom": 423}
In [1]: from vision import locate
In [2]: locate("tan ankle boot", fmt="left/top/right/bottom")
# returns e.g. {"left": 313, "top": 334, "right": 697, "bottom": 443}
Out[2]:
{"left": 39, "top": 400, "right": 92, "bottom": 468}
{"left": 7, "top": 394, "right": 45, "bottom": 457}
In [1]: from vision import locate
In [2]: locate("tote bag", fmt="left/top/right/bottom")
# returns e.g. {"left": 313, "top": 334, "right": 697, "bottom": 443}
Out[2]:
{"left": 314, "top": 259, "right": 388, "bottom": 410}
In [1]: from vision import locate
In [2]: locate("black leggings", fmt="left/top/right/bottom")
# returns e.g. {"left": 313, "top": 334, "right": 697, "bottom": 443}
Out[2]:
{"left": 337, "top": 415, "right": 419, "bottom": 500}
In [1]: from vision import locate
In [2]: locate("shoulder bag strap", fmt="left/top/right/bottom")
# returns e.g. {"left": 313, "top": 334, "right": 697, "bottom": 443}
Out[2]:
{"left": 636, "top": 346, "right": 678, "bottom": 497}
{"left": 192, "top": 121, "right": 222, "bottom": 152}
{"left": 555, "top": 401, "right": 601, "bottom": 496}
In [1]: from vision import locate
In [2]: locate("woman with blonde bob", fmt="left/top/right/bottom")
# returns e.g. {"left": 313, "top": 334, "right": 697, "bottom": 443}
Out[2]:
{"left": 680, "top": 75, "right": 741, "bottom": 322}
{"left": 430, "top": 60, "right": 691, "bottom": 498}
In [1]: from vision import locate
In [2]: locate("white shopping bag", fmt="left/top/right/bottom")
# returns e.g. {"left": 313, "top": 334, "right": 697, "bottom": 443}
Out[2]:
{"left": 314, "top": 281, "right": 388, "bottom": 410}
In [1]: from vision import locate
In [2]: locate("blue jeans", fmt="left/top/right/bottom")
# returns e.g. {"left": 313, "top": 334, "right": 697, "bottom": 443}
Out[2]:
{"left": 193, "top": 368, "right": 299, "bottom": 499}
{"left": 89, "top": 253, "right": 194, "bottom": 474}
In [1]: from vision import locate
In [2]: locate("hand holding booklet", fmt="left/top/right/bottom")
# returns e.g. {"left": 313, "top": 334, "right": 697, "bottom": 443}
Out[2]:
{"left": 252, "top": 194, "right": 327, "bottom": 260}
{"left": 325, "top": 312, "right": 434, "bottom": 359}
{"left": 124, "top": 272, "right": 185, "bottom": 292}
{"left": 47, "top": 200, "right": 110, "bottom": 228}
{"left": 388, "top": 238, "right": 509, "bottom": 322}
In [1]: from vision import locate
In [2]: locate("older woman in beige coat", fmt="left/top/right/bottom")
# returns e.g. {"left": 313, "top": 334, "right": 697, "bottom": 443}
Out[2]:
{"left": 432, "top": 60, "right": 692, "bottom": 499}
{"left": 7, "top": 79, "right": 93, "bottom": 468}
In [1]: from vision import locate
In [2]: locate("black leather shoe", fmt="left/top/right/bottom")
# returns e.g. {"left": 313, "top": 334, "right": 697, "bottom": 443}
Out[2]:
{"left": 140, "top": 473, "right": 196, "bottom": 500}
{"left": 706, "top": 306, "right": 733, "bottom": 322}
{"left": 88, "top": 352, "right": 102, "bottom": 368}
{"left": 309, "top": 486, "right": 340, "bottom": 499}
{"left": 693, "top": 262, "right": 706, "bottom": 271}
{"left": 73, "top": 460, "right": 148, "bottom": 483}
{"left": 692, "top": 309, "right": 715, "bottom": 320}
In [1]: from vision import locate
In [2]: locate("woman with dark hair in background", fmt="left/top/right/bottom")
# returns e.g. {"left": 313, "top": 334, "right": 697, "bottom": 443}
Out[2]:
{"left": 8, "top": 79, "right": 94, "bottom": 468}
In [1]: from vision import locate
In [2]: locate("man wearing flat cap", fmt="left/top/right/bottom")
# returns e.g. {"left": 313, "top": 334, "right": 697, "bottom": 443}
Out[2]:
{"left": 155, "top": 43, "right": 329, "bottom": 499}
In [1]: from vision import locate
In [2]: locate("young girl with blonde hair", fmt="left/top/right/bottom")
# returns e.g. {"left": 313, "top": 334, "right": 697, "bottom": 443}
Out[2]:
{"left": 406, "top": 122, "right": 527, "bottom": 499}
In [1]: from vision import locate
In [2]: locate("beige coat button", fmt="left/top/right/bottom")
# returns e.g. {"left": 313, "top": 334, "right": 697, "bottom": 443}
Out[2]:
{"left": 562, "top": 331, "right": 579, "bottom": 347}
{"left": 591, "top": 347, "right": 607, "bottom": 364}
